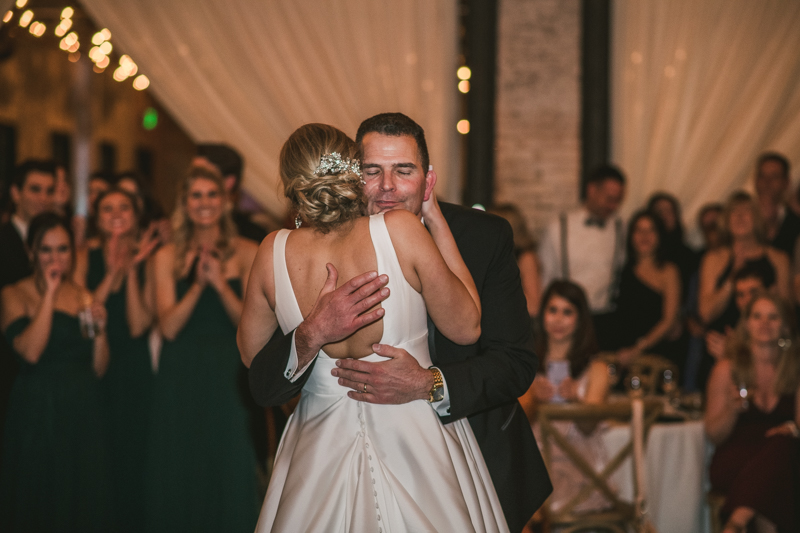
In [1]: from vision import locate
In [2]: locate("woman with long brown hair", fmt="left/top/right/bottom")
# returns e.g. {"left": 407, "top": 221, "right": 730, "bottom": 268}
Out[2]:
{"left": 705, "top": 293, "right": 800, "bottom": 533}
{"left": 146, "top": 165, "right": 260, "bottom": 532}
{"left": 0, "top": 213, "right": 111, "bottom": 531}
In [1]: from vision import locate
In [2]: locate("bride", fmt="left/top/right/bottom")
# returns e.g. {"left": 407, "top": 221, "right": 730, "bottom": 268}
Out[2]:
{"left": 239, "top": 123, "right": 508, "bottom": 532}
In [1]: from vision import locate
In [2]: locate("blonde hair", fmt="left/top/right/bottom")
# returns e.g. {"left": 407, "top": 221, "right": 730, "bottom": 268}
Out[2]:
{"left": 170, "top": 165, "right": 237, "bottom": 278}
{"left": 719, "top": 191, "right": 767, "bottom": 245}
{"left": 280, "top": 123, "right": 365, "bottom": 233}
{"left": 726, "top": 292, "right": 800, "bottom": 395}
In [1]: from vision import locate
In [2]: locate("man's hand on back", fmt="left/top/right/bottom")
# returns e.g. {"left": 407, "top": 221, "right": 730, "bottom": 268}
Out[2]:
{"left": 331, "top": 344, "right": 433, "bottom": 404}
{"left": 294, "top": 264, "right": 390, "bottom": 369}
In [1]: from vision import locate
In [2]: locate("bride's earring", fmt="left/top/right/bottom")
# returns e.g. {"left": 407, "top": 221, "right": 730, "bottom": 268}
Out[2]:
{"left": 294, "top": 214, "right": 302, "bottom": 229}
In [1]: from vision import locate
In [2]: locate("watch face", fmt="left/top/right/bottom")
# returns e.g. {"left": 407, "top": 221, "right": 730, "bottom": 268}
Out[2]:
{"left": 432, "top": 387, "right": 444, "bottom": 402}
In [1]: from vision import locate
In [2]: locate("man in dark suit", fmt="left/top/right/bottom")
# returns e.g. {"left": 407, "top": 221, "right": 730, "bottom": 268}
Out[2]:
{"left": 245, "top": 113, "right": 551, "bottom": 531}
{"left": 0, "top": 159, "right": 56, "bottom": 453}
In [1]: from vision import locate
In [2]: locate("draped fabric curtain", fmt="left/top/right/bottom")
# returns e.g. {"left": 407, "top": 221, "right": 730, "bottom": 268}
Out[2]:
{"left": 611, "top": 0, "right": 800, "bottom": 230}
{"left": 80, "top": 0, "right": 459, "bottom": 218}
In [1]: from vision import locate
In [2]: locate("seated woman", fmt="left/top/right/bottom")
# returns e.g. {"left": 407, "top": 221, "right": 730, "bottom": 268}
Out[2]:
{"left": 0, "top": 213, "right": 111, "bottom": 532}
{"left": 612, "top": 210, "right": 682, "bottom": 367}
{"left": 520, "top": 280, "right": 609, "bottom": 514}
{"left": 705, "top": 293, "right": 799, "bottom": 533}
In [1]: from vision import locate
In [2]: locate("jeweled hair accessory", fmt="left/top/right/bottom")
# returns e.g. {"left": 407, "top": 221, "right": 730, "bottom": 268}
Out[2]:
{"left": 313, "top": 152, "right": 362, "bottom": 178}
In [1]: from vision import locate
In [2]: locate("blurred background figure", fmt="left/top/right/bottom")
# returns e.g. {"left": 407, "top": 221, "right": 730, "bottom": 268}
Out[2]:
{"left": 698, "top": 203, "right": 725, "bottom": 255}
{"left": 611, "top": 210, "right": 683, "bottom": 370}
{"left": 85, "top": 171, "right": 114, "bottom": 247}
{"left": 648, "top": 192, "right": 699, "bottom": 298}
{"left": 73, "top": 187, "right": 158, "bottom": 533}
{"left": 489, "top": 203, "right": 541, "bottom": 317}
{"left": 0, "top": 160, "right": 56, "bottom": 459}
{"left": 520, "top": 280, "right": 610, "bottom": 518}
{"left": 698, "top": 192, "right": 790, "bottom": 390}
{"left": 754, "top": 152, "right": 799, "bottom": 258}
{"left": 0, "top": 213, "right": 111, "bottom": 532}
{"left": 195, "top": 143, "right": 268, "bottom": 244}
{"left": 704, "top": 293, "right": 799, "bottom": 533}
{"left": 147, "top": 165, "right": 260, "bottom": 532}
{"left": 539, "top": 165, "right": 627, "bottom": 350}
{"left": 53, "top": 165, "right": 72, "bottom": 220}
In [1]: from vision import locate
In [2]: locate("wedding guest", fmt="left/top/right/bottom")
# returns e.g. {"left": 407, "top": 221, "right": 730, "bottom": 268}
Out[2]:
{"left": 0, "top": 160, "right": 56, "bottom": 457}
{"left": 116, "top": 170, "right": 172, "bottom": 244}
{"left": 73, "top": 188, "right": 158, "bottom": 532}
{"left": 195, "top": 143, "right": 267, "bottom": 243}
{"left": 539, "top": 165, "right": 626, "bottom": 349}
{"left": 612, "top": 210, "right": 682, "bottom": 367}
{"left": 699, "top": 191, "right": 790, "bottom": 330}
{"left": 0, "top": 213, "right": 111, "bottom": 532}
{"left": 698, "top": 203, "right": 725, "bottom": 254}
{"left": 53, "top": 165, "right": 72, "bottom": 219}
{"left": 147, "top": 165, "right": 259, "bottom": 532}
{"left": 705, "top": 293, "right": 799, "bottom": 533}
{"left": 754, "top": 152, "right": 799, "bottom": 258}
{"left": 86, "top": 172, "right": 113, "bottom": 247}
{"left": 648, "top": 192, "right": 699, "bottom": 297}
{"left": 490, "top": 203, "right": 540, "bottom": 316}
{"left": 519, "top": 280, "right": 610, "bottom": 516}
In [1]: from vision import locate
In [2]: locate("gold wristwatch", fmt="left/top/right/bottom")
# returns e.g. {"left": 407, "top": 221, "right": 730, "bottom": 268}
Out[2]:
{"left": 428, "top": 367, "right": 444, "bottom": 403}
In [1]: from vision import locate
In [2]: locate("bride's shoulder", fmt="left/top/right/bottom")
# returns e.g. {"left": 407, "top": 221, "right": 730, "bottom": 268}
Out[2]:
{"left": 383, "top": 209, "right": 424, "bottom": 231}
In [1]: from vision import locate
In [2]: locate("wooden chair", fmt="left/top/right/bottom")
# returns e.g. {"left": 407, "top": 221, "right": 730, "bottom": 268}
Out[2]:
{"left": 536, "top": 398, "right": 664, "bottom": 533}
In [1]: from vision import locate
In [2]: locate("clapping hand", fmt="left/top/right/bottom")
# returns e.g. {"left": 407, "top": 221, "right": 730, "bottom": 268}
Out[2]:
{"left": 198, "top": 248, "right": 225, "bottom": 291}
{"left": 89, "top": 300, "right": 107, "bottom": 335}
{"left": 557, "top": 376, "right": 579, "bottom": 401}
{"left": 132, "top": 223, "right": 161, "bottom": 265}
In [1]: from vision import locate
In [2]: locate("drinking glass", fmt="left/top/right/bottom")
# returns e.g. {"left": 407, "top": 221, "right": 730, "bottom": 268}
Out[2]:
{"left": 737, "top": 381, "right": 749, "bottom": 410}
{"left": 78, "top": 307, "right": 98, "bottom": 339}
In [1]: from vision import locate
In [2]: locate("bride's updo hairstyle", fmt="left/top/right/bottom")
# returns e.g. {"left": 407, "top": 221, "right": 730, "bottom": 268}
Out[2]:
{"left": 280, "top": 123, "right": 365, "bottom": 233}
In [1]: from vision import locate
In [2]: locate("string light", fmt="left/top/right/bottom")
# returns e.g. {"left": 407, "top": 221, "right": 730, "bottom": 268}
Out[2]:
{"left": 15, "top": 0, "right": 28, "bottom": 8}
{"left": 61, "top": 6, "right": 73, "bottom": 19}
{"left": 458, "top": 80, "right": 470, "bottom": 94}
{"left": 18, "top": 9, "right": 33, "bottom": 27}
{"left": 91, "top": 31, "right": 105, "bottom": 45}
{"left": 456, "top": 120, "right": 470, "bottom": 134}
{"left": 99, "top": 41, "right": 112, "bottom": 55}
{"left": 3, "top": 11, "right": 12, "bottom": 23}
{"left": 68, "top": 51, "right": 80, "bottom": 62}
{"left": 29, "top": 21, "right": 45, "bottom": 37}
{"left": 132, "top": 75, "right": 150, "bottom": 91}
{"left": 457, "top": 66, "right": 471, "bottom": 80}
{"left": 96, "top": 55, "right": 110, "bottom": 69}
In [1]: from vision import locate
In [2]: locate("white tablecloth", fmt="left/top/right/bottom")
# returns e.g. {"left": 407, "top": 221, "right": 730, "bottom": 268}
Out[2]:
{"left": 602, "top": 419, "right": 712, "bottom": 533}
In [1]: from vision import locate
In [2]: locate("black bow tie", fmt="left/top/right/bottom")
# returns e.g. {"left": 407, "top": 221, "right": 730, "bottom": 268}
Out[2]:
{"left": 585, "top": 217, "right": 606, "bottom": 229}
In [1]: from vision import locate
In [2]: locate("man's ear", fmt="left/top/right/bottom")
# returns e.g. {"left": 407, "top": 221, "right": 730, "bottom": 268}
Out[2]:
{"left": 224, "top": 175, "right": 237, "bottom": 195}
{"left": 423, "top": 169, "right": 437, "bottom": 202}
{"left": 9, "top": 184, "right": 20, "bottom": 206}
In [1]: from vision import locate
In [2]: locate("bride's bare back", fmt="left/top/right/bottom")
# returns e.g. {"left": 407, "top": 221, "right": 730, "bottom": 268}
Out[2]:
{"left": 284, "top": 217, "right": 384, "bottom": 359}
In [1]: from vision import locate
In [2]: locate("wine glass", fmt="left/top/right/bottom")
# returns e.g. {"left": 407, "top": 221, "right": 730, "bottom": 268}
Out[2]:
{"left": 607, "top": 363, "right": 619, "bottom": 387}
{"left": 662, "top": 369, "right": 679, "bottom": 407}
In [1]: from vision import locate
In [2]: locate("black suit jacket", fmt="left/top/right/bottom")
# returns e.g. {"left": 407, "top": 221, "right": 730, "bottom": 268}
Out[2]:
{"left": 0, "top": 221, "right": 30, "bottom": 458}
{"left": 247, "top": 202, "right": 551, "bottom": 531}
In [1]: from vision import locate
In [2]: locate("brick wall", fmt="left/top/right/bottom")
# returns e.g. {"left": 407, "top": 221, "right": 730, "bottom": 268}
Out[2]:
{"left": 495, "top": 0, "right": 581, "bottom": 239}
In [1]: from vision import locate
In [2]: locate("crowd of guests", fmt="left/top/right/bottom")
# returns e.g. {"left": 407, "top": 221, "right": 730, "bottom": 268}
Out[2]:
{"left": 0, "top": 148, "right": 269, "bottom": 532}
{"left": 510, "top": 151, "right": 799, "bottom": 533}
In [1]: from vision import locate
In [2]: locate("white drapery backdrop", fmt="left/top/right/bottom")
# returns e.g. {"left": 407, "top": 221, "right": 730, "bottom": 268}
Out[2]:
{"left": 611, "top": 0, "right": 800, "bottom": 231}
{"left": 80, "top": 0, "right": 459, "bottom": 219}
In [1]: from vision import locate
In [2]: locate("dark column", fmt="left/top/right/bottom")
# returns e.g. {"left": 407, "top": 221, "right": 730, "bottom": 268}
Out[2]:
{"left": 580, "top": 0, "right": 611, "bottom": 197}
{"left": 461, "top": 0, "right": 499, "bottom": 207}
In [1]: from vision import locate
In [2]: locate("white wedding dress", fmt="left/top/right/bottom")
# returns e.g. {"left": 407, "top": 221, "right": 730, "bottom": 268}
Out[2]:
{"left": 255, "top": 213, "right": 509, "bottom": 533}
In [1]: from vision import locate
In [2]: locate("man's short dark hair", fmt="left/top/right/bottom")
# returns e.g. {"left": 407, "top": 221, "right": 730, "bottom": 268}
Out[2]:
{"left": 13, "top": 159, "right": 56, "bottom": 189}
{"left": 585, "top": 164, "right": 626, "bottom": 187}
{"left": 757, "top": 151, "right": 790, "bottom": 180}
{"left": 197, "top": 144, "right": 243, "bottom": 186}
{"left": 355, "top": 113, "right": 430, "bottom": 171}
{"left": 733, "top": 260, "right": 774, "bottom": 289}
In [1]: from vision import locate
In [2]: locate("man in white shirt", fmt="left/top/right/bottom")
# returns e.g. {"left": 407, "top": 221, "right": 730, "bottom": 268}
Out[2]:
{"left": 539, "top": 165, "right": 626, "bottom": 345}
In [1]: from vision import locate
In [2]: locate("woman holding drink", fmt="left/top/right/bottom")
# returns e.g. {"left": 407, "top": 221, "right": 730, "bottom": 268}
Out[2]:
{"left": 0, "top": 212, "right": 111, "bottom": 532}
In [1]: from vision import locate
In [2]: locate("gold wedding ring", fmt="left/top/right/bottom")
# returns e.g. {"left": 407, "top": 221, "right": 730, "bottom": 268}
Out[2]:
{"left": 363, "top": 383, "right": 368, "bottom": 394}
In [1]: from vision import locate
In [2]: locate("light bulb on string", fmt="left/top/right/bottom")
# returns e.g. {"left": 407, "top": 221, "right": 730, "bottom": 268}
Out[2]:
{"left": 100, "top": 28, "right": 111, "bottom": 41}
{"left": 15, "top": 0, "right": 27, "bottom": 8}
{"left": 3, "top": 11, "right": 12, "bottom": 23}
{"left": 91, "top": 32, "right": 104, "bottom": 46}
{"left": 19, "top": 9, "right": 33, "bottom": 27}
{"left": 132, "top": 75, "right": 150, "bottom": 91}
{"left": 61, "top": 7, "right": 73, "bottom": 19}
{"left": 99, "top": 41, "right": 112, "bottom": 55}
{"left": 96, "top": 55, "right": 110, "bottom": 69}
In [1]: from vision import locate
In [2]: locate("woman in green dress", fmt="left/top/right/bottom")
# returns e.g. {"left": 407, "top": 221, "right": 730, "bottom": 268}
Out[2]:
{"left": 74, "top": 187, "right": 159, "bottom": 532}
{"left": 0, "top": 213, "right": 111, "bottom": 532}
{"left": 147, "top": 165, "right": 260, "bottom": 533}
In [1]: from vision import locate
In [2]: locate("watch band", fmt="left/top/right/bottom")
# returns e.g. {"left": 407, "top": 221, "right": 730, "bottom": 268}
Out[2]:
{"left": 428, "top": 367, "right": 444, "bottom": 403}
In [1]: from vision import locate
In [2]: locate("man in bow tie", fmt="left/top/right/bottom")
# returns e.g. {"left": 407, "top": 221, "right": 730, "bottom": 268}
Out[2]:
{"left": 538, "top": 165, "right": 626, "bottom": 347}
